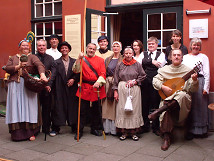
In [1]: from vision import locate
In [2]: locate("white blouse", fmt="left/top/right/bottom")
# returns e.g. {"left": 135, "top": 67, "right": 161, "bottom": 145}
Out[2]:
{"left": 182, "top": 53, "right": 210, "bottom": 93}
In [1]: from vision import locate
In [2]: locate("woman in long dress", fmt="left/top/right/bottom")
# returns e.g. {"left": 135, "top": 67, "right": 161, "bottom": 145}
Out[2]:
{"left": 5, "top": 40, "right": 47, "bottom": 141}
{"left": 102, "top": 41, "right": 123, "bottom": 135}
{"left": 182, "top": 37, "right": 210, "bottom": 138}
{"left": 113, "top": 47, "right": 146, "bottom": 141}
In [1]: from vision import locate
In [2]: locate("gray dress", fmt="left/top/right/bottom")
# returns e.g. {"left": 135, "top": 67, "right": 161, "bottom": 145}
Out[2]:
{"left": 113, "top": 61, "right": 146, "bottom": 129}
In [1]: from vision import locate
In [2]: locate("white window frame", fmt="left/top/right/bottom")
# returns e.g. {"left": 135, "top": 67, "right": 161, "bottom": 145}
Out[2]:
{"left": 147, "top": 12, "right": 177, "bottom": 52}
{"left": 34, "top": 0, "right": 62, "bottom": 18}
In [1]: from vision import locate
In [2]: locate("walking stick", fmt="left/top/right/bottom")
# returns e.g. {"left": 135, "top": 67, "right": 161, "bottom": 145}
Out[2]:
{"left": 77, "top": 0, "right": 87, "bottom": 142}
{"left": 95, "top": 88, "right": 106, "bottom": 140}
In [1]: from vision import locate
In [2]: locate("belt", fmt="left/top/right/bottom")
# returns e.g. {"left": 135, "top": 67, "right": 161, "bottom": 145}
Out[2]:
{"left": 83, "top": 80, "right": 96, "bottom": 85}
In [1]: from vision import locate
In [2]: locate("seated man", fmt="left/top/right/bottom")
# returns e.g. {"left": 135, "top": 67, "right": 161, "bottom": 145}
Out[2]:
{"left": 148, "top": 49, "right": 198, "bottom": 151}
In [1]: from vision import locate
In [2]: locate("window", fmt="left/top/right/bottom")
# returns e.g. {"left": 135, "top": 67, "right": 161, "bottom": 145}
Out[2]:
{"left": 35, "top": 21, "right": 62, "bottom": 48}
{"left": 91, "top": 14, "right": 107, "bottom": 46}
{"left": 147, "top": 12, "right": 177, "bottom": 52}
{"left": 35, "top": 0, "right": 62, "bottom": 18}
{"left": 32, "top": 0, "right": 62, "bottom": 51}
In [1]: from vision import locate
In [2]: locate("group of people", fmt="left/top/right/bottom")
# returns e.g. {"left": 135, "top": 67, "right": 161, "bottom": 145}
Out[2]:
{"left": 4, "top": 29, "right": 210, "bottom": 151}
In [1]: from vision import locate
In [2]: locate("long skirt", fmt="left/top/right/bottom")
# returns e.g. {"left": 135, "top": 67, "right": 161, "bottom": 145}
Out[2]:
{"left": 115, "top": 81, "right": 143, "bottom": 129}
{"left": 6, "top": 78, "right": 41, "bottom": 141}
{"left": 102, "top": 76, "right": 116, "bottom": 134}
{"left": 189, "top": 77, "right": 209, "bottom": 135}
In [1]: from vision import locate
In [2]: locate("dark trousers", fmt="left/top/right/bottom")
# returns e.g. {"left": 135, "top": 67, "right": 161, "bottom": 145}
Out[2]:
{"left": 141, "top": 78, "right": 161, "bottom": 132}
{"left": 39, "top": 90, "right": 52, "bottom": 133}
{"left": 79, "top": 99, "right": 102, "bottom": 132}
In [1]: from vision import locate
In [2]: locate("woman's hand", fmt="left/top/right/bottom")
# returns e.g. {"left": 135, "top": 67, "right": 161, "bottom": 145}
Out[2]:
{"left": 114, "top": 90, "right": 119, "bottom": 102}
{"left": 191, "top": 73, "right": 198, "bottom": 81}
{"left": 203, "top": 90, "right": 208, "bottom": 95}
{"left": 40, "top": 73, "right": 48, "bottom": 82}
{"left": 161, "top": 85, "right": 172, "bottom": 96}
{"left": 126, "top": 79, "right": 137, "bottom": 87}
{"left": 78, "top": 52, "right": 84, "bottom": 59}
{"left": 46, "top": 86, "right": 51, "bottom": 92}
{"left": 67, "top": 79, "right": 75, "bottom": 87}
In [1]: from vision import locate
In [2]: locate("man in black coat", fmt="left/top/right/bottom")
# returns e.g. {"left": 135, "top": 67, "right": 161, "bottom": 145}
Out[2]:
{"left": 47, "top": 41, "right": 79, "bottom": 136}
{"left": 35, "top": 39, "right": 55, "bottom": 134}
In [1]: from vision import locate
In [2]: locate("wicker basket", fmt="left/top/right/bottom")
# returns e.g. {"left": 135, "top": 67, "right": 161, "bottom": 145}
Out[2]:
{"left": 22, "top": 66, "right": 51, "bottom": 93}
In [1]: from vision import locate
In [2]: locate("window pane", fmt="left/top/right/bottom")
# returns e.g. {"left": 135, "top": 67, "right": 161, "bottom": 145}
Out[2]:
{"left": 36, "top": 0, "right": 43, "bottom": 3}
{"left": 54, "top": 2, "right": 62, "bottom": 15}
{"left": 101, "top": 16, "right": 106, "bottom": 33}
{"left": 148, "top": 32, "right": 161, "bottom": 47}
{"left": 45, "top": 3, "right": 52, "bottom": 16}
{"left": 91, "top": 14, "right": 99, "bottom": 32}
{"left": 163, "top": 13, "right": 176, "bottom": 29}
{"left": 54, "top": 21, "right": 62, "bottom": 34}
{"left": 91, "top": 32, "right": 99, "bottom": 44}
{"left": 36, "top": 23, "right": 43, "bottom": 35}
{"left": 36, "top": 4, "right": 43, "bottom": 17}
{"left": 148, "top": 14, "right": 161, "bottom": 30}
{"left": 163, "top": 31, "right": 172, "bottom": 47}
{"left": 45, "top": 23, "right": 52, "bottom": 35}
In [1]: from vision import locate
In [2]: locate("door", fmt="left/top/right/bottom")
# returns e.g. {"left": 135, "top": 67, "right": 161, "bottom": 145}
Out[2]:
{"left": 86, "top": 8, "right": 110, "bottom": 48}
{"left": 143, "top": 7, "right": 183, "bottom": 52}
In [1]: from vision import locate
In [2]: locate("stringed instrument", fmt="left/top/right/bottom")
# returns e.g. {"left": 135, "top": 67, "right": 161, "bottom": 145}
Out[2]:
{"left": 158, "top": 62, "right": 202, "bottom": 99}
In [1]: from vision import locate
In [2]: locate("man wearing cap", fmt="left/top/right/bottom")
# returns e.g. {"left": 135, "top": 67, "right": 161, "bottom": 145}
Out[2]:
{"left": 46, "top": 34, "right": 62, "bottom": 60}
{"left": 47, "top": 41, "right": 79, "bottom": 136}
{"left": 73, "top": 43, "right": 106, "bottom": 140}
{"left": 35, "top": 39, "right": 55, "bottom": 134}
{"left": 95, "top": 35, "right": 113, "bottom": 60}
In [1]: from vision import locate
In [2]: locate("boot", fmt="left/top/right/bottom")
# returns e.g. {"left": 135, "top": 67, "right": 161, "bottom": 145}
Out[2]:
{"left": 148, "top": 100, "right": 178, "bottom": 121}
{"left": 161, "top": 133, "right": 171, "bottom": 151}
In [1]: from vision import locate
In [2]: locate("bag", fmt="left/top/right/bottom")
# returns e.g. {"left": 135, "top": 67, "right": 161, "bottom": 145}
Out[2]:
{"left": 124, "top": 83, "right": 133, "bottom": 111}
{"left": 107, "top": 77, "right": 114, "bottom": 100}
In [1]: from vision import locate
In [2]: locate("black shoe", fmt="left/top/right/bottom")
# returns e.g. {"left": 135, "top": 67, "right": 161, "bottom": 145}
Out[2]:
{"left": 74, "top": 132, "right": 83, "bottom": 140}
{"left": 185, "top": 132, "right": 194, "bottom": 140}
{"left": 90, "top": 130, "right": 102, "bottom": 136}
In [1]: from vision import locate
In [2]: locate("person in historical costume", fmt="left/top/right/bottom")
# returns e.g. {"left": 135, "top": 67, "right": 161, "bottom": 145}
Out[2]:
{"left": 132, "top": 40, "right": 144, "bottom": 64}
{"left": 148, "top": 49, "right": 198, "bottom": 151}
{"left": 183, "top": 37, "right": 210, "bottom": 138}
{"left": 95, "top": 35, "right": 113, "bottom": 59}
{"left": 46, "top": 34, "right": 62, "bottom": 60}
{"left": 113, "top": 47, "right": 146, "bottom": 141}
{"left": 46, "top": 41, "right": 79, "bottom": 136}
{"left": 141, "top": 37, "right": 166, "bottom": 135}
{"left": 73, "top": 43, "right": 106, "bottom": 140}
{"left": 165, "top": 29, "right": 188, "bottom": 65}
{"left": 102, "top": 41, "right": 123, "bottom": 135}
{"left": 35, "top": 39, "right": 55, "bottom": 134}
{"left": 5, "top": 40, "right": 47, "bottom": 141}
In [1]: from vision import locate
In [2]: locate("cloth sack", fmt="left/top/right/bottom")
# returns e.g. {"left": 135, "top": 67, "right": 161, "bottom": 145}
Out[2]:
{"left": 107, "top": 77, "right": 114, "bottom": 100}
{"left": 124, "top": 83, "right": 133, "bottom": 111}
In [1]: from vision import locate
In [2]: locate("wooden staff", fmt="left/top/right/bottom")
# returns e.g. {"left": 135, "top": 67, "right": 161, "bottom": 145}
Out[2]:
{"left": 77, "top": 0, "right": 87, "bottom": 142}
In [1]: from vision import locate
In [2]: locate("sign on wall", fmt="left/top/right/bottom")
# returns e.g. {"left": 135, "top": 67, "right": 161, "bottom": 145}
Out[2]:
{"left": 65, "top": 14, "right": 81, "bottom": 59}
{"left": 189, "top": 19, "right": 208, "bottom": 38}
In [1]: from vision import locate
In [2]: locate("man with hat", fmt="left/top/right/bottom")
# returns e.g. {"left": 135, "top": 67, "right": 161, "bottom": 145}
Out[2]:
{"left": 46, "top": 34, "right": 62, "bottom": 60}
{"left": 95, "top": 35, "right": 113, "bottom": 60}
{"left": 47, "top": 41, "right": 79, "bottom": 136}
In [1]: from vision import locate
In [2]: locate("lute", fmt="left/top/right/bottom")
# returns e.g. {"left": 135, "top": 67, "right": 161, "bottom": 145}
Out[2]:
{"left": 158, "top": 62, "right": 202, "bottom": 99}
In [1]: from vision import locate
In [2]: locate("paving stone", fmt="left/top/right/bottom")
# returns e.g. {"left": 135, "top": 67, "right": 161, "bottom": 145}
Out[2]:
{"left": 64, "top": 143, "right": 103, "bottom": 155}
{"left": 0, "top": 148, "right": 15, "bottom": 155}
{"left": 80, "top": 152, "right": 123, "bottom": 161}
{"left": 29, "top": 142, "right": 70, "bottom": 154}
{"left": 42, "top": 151, "right": 84, "bottom": 161}
{"left": 100, "top": 141, "right": 140, "bottom": 156}
{"left": 122, "top": 153, "right": 163, "bottom": 161}
{"left": 3, "top": 149, "right": 48, "bottom": 161}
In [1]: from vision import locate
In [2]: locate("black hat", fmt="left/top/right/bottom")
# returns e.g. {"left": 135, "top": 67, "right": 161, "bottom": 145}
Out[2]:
{"left": 49, "top": 34, "right": 59, "bottom": 40}
{"left": 58, "top": 41, "right": 72, "bottom": 51}
{"left": 97, "top": 35, "right": 108, "bottom": 42}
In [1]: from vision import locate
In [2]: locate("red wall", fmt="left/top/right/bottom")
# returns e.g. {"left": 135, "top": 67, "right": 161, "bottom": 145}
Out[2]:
{"left": 0, "top": 0, "right": 31, "bottom": 78}
{"left": 183, "top": 0, "right": 214, "bottom": 91}
{"left": 62, "top": 0, "right": 106, "bottom": 46}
